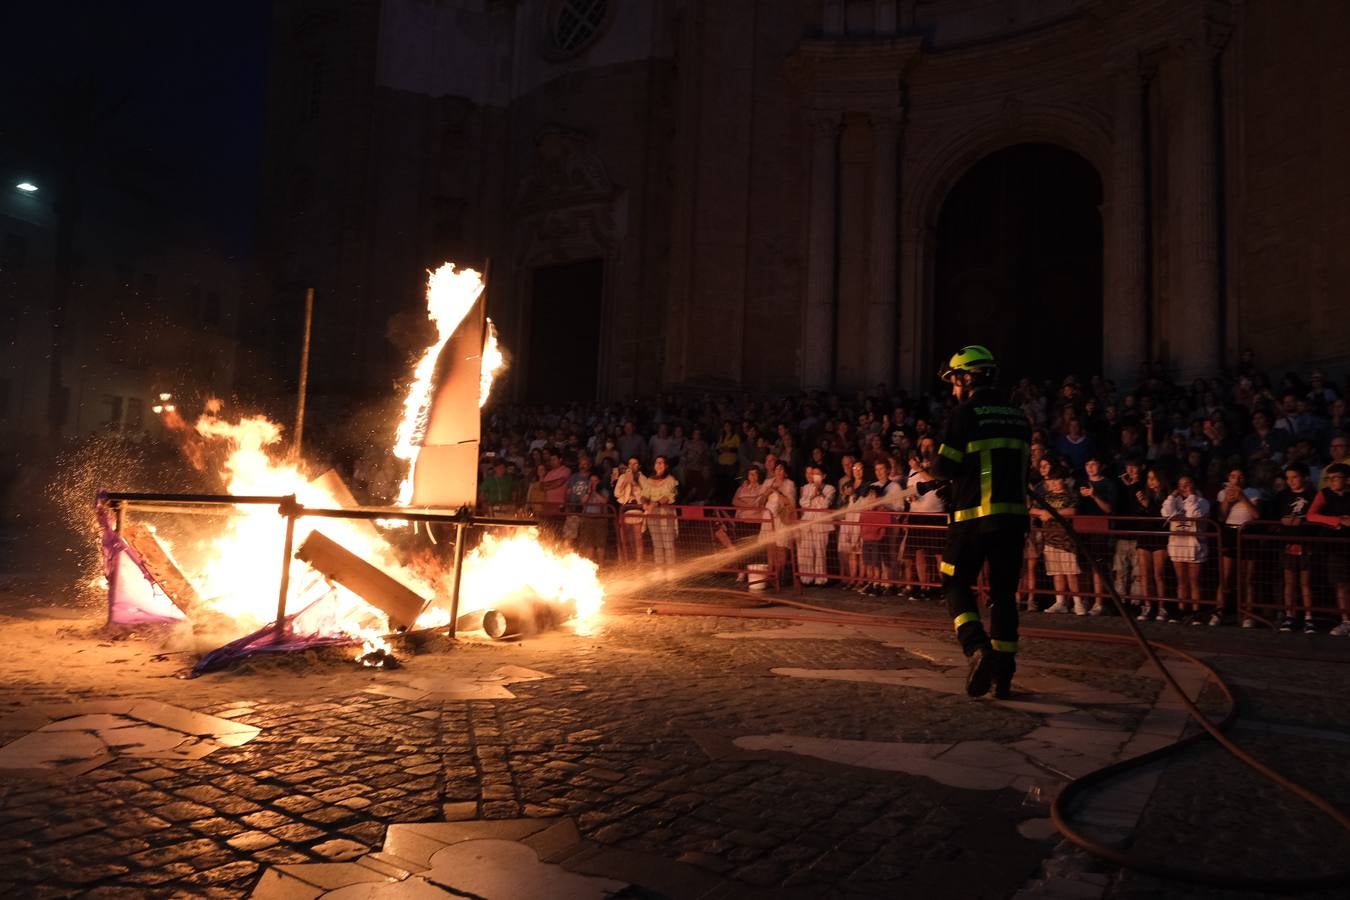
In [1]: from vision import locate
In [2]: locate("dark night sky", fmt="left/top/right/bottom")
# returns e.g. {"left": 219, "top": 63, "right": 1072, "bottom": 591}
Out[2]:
{"left": 0, "top": 1, "right": 272, "bottom": 254}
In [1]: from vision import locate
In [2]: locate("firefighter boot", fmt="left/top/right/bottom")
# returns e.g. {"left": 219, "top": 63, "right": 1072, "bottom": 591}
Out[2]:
{"left": 965, "top": 642, "right": 998, "bottom": 698}
{"left": 993, "top": 651, "right": 1016, "bottom": 700}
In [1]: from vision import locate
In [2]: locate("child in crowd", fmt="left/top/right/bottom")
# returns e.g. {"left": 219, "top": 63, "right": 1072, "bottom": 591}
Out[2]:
{"left": 1307, "top": 462, "right": 1350, "bottom": 636}
{"left": 1274, "top": 462, "right": 1318, "bottom": 632}
{"left": 1033, "top": 467, "right": 1089, "bottom": 615}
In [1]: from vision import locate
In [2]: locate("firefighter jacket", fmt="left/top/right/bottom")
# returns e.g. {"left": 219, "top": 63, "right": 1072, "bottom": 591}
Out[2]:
{"left": 934, "top": 386, "right": 1031, "bottom": 531}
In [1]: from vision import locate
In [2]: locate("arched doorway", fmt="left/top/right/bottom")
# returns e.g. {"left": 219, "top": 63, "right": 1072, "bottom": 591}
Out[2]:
{"left": 933, "top": 143, "right": 1103, "bottom": 382}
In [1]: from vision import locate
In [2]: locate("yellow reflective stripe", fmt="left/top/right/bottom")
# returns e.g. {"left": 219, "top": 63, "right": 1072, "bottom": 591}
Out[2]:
{"left": 990, "top": 639, "right": 1018, "bottom": 653}
{"left": 952, "top": 502, "right": 1027, "bottom": 523}
{"left": 939, "top": 444, "right": 964, "bottom": 463}
{"left": 964, "top": 437, "right": 1029, "bottom": 453}
{"left": 938, "top": 561, "right": 956, "bottom": 576}
{"left": 953, "top": 612, "right": 980, "bottom": 631}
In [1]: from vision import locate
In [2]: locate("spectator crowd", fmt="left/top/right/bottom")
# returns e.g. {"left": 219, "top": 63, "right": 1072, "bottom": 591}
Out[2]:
{"left": 348, "top": 353, "right": 1350, "bottom": 635}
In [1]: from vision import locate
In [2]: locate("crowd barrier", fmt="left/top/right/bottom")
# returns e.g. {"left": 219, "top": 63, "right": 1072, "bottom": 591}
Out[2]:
{"left": 1235, "top": 522, "right": 1350, "bottom": 627}
{"left": 480, "top": 501, "right": 1350, "bottom": 629}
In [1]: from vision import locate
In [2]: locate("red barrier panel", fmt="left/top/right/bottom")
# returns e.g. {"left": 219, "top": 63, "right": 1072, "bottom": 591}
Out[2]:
{"left": 1236, "top": 522, "right": 1350, "bottom": 632}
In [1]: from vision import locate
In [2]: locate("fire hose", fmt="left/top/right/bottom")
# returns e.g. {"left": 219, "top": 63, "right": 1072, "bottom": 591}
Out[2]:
{"left": 622, "top": 489, "right": 1350, "bottom": 892}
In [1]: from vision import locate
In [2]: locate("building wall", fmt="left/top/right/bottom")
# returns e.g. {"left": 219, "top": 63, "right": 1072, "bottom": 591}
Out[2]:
{"left": 257, "top": 0, "right": 1350, "bottom": 402}
{"left": 1236, "top": 0, "right": 1350, "bottom": 371}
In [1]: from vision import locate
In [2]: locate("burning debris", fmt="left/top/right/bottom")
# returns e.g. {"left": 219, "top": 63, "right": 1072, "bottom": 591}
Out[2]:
{"left": 95, "top": 263, "right": 605, "bottom": 672}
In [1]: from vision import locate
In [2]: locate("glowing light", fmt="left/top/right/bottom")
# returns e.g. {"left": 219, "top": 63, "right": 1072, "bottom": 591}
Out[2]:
{"left": 15, "top": 182, "right": 37, "bottom": 193}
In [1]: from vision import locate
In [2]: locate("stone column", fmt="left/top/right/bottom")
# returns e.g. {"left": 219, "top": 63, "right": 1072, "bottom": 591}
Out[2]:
{"left": 803, "top": 110, "right": 841, "bottom": 390}
{"left": 1177, "top": 27, "right": 1227, "bottom": 380}
{"left": 866, "top": 110, "right": 901, "bottom": 388}
{"left": 1102, "top": 61, "right": 1148, "bottom": 384}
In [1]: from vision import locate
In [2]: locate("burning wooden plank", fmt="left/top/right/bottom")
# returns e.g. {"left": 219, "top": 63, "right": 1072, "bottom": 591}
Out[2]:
{"left": 121, "top": 523, "right": 208, "bottom": 619}
{"left": 295, "top": 530, "right": 426, "bottom": 630}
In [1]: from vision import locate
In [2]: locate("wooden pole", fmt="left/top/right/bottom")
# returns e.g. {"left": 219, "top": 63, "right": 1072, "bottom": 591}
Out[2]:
{"left": 292, "top": 287, "right": 314, "bottom": 459}
{"left": 273, "top": 497, "right": 298, "bottom": 642}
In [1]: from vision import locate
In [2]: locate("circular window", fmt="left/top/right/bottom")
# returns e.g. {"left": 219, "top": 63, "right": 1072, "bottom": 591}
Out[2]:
{"left": 545, "top": 0, "right": 612, "bottom": 58}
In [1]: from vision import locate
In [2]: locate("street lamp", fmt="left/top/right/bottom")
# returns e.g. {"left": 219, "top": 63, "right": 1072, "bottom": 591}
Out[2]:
{"left": 15, "top": 182, "right": 38, "bottom": 192}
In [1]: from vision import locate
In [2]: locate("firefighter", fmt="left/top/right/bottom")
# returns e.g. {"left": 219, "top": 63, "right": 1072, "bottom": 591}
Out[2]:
{"left": 933, "top": 345, "right": 1031, "bottom": 698}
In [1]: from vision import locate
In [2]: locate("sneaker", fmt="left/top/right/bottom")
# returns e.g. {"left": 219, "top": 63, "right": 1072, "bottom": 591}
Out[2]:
{"left": 966, "top": 644, "right": 997, "bottom": 698}
{"left": 1156, "top": 610, "right": 1172, "bottom": 624}
{"left": 1241, "top": 617, "right": 1256, "bottom": 629}
{"left": 1278, "top": 616, "right": 1295, "bottom": 633}
{"left": 1087, "top": 602, "right": 1104, "bottom": 617}
{"left": 1045, "top": 599, "right": 1071, "bottom": 614}
{"left": 1072, "top": 599, "right": 1088, "bottom": 616}
{"left": 1190, "top": 613, "right": 1205, "bottom": 626}
{"left": 1136, "top": 604, "right": 1153, "bottom": 622}
{"left": 1303, "top": 617, "right": 1317, "bottom": 635}
{"left": 1330, "top": 621, "right": 1350, "bottom": 637}
{"left": 1207, "top": 612, "right": 1223, "bottom": 627}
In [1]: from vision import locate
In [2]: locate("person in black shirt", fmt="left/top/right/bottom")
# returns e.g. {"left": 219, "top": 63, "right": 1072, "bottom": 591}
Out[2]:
{"left": 1273, "top": 462, "right": 1318, "bottom": 632}
{"left": 934, "top": 345, "right": 1030, "bottom": 699}
{"left": 1307, "top": 462, "right": 1350, "bottom": 635}
{"left": 1113, "top": 460, "right": 1147, "bottom": 601}
{"left": 1076, "top": 454, "right": 1118, "bottom": 614}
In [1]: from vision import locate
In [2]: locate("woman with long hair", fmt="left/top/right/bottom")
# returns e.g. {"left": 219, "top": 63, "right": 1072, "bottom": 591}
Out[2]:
{"left": 1163, "top": 474, "right": 1211, "bottom": 624}
{"left": 640, "top": 455, "right": 680, "bottom": 579}
{"left": 762, "top": 462, "right": 797, "bottom": 586}
{"left": 1134, "top": 468, "right": 1172, "bottom": 622}
{"left": 612, "top": 456, "right": 644, "bottom": 564}
{"left": 837, "top": 459, "right": 866, "bottom": 589}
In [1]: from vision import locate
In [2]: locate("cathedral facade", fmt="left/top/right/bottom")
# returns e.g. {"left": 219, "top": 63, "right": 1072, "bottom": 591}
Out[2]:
{"left": 258, "top": 0, "right": 1350, "bottom": 403}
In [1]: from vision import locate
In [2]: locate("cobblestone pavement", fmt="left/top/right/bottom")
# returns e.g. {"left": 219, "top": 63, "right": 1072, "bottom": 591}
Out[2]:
{"left": 1, "top": 586, "right": 1349, "bottom": 898}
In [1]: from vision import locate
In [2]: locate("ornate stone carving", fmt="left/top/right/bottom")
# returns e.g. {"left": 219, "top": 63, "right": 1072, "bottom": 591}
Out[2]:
{"left": 516, "top": 127, "right": 616, "bottom": 211}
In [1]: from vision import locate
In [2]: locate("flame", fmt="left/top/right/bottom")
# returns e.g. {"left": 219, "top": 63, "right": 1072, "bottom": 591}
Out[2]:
{"left": 480, "top": 319, "right": 504, "bottom": 408}
{"left": 185, "top": 414, "right": 440, "bottom": 632}
{"left": 392, "top": 264, "right": 484, "bottom": 507}
{"left": 457, "top": 530, "right": 604, "bottom": 621}
{"left": 124, "top": 260, "right": 605, "bottom": 656}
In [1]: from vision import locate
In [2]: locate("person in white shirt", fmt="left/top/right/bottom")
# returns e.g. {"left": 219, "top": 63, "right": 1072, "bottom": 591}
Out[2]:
{"left": 640, "top": 456, "right": 680, "bottom": 579}
{"left": 763, "top": 462, "right": 798, "bottom": 586}
{"left": 900, "top": 452, "right": 946, "bottom": 599}
{"left": 1162, "top": 475, "right": 1212, "bottom": 624}
{"left": 797, "top": 465, "right": 837, "bottom": 585}
{"left": 1216, "top": 468, "right": 1263, "bottom": 627}
{"left": 837, "top": 460, "right": 867, "bottom": 589}
{"left": 612, "top": 456, "right": 645, "bottom": 564}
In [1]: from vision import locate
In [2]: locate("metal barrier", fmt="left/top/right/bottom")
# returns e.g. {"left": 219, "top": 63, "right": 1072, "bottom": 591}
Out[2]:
{"left": 667, "top": 505, "right": 784, "bottom": 589}
{"left": 791, "top": 511, "right": 947, "bottom": 595}
{"left": 1024, "top": 515, "right": 1223, "bottom": 620}
{"left": 101, "top": 491, "right": 537, "bottom": 639}
{"left": 1235, "top": 521, "right": 1350, "bottom": 629}
{"left": 511, "top": 504, "right": 619, "bottom": 566}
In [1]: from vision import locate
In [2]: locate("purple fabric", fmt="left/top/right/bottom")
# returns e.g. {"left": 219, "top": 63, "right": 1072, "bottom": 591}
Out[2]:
{"left": 97, "top": 499, "right": 188, "bottom": 625}
{"left": 95, "top": 495, "right": 369, "bottom": 675}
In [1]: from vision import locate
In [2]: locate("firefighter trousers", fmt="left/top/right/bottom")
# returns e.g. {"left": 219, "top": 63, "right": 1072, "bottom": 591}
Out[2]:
{"left": 941, "top": 521, "right": 1024, "bottom": 657}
